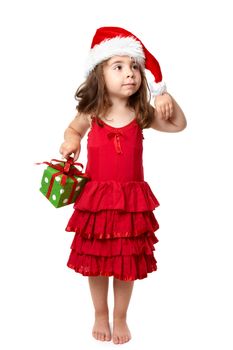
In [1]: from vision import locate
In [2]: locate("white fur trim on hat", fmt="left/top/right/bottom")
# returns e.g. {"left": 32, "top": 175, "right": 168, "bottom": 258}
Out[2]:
{"left": 148, "top": 81, "right": 167, "bottom": 96}
{"left": 84, "top": 36, "right": 145, "bottom": 77}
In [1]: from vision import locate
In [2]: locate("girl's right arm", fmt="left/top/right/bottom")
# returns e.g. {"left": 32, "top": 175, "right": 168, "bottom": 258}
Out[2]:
{"left": 59, "top": 112, "right": 90, "bottom": 161}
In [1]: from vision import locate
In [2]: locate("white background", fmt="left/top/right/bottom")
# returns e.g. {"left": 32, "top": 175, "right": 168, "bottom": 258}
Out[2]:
{"left": 1, "top": 0, "right": 233, "bottom": 349}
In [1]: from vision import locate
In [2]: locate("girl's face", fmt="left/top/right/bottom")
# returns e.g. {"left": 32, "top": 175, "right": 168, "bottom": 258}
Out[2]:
{"left": 102, "top": 55, "right": 142, "bottom": 101}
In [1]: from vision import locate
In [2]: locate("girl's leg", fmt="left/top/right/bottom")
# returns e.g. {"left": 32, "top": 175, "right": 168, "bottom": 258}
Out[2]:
{"left": 88, "top": 276, "right": 111, "bottom": 341}
{"left": 113, "top": 277, "right": 134, "bottom": 344}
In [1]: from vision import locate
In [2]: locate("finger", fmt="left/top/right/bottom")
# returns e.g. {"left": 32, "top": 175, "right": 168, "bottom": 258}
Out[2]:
{"left": 59, "top": 150, "right": 66, "bottom": 159}
{"left": 61, "top": 151, "right": 71, "bottom": 160}
{"left": 65, "top": 153, "right": 73, "bottom": 160}
{"left": 165, "top": 105, "right": 170, "bottom": 119}
{"left": 59, "top": 146, "right": 67, "bottom": 158}
{"left": 73, "top": 149, "right": 80, "bottom": 161}
{"left": 156, "top": 105, "right": 164, "bottom": 119}
{"left": 164, "top": 104, "right": 172, "bottom": 119}
{"left": 157, "top": 108, "right": 164, "bottom": 120}
{"left": 169, "top": 104, "right": 174, "bottom": 117}
{"left": 161, "top": 106, "right": 167, "bottom": 119}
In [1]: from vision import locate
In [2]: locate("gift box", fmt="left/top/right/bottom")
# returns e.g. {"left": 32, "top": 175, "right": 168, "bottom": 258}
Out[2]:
{"left": 38, "top": 157, "right": 90, "bottom": 208}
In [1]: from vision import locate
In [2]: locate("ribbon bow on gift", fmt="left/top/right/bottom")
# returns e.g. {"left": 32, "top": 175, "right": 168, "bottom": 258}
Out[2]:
{"left": 107, "top": 131, "right": 125, "bottom": 154}
{"left": 36, "top": 157, "right": 89, "bottom": 204}
{"left": 36, "top": 157, "right": 88, "bottom": 185}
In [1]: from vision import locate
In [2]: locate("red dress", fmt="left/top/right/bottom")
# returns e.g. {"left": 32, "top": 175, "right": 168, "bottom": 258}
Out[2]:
{"left": 65, "top": 115, "right": 160, "bottom": 281}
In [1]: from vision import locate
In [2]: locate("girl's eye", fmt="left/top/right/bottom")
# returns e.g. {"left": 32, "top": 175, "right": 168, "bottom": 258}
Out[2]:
{"left": 114, "top": 65, "right": 122, "bottom": 70}
{"left": 132, "top": 64, "right": 139, "bottom": 69}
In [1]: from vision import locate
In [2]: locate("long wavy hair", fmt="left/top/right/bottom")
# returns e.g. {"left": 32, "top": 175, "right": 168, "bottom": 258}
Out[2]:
{"left": 74, "top": 59, "right": 154, "bottom": 129}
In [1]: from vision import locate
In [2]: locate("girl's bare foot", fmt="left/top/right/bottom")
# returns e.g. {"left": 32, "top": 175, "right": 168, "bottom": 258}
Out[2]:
{"left": 92, "top": 313, "right": 111, "bottom": 342}
{"left": 112, "top": 317, "right": 132, "bottom": 344}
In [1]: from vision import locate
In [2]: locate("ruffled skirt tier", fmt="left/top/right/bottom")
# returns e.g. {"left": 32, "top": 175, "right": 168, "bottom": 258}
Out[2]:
{"left": 66, "top": 180, "right": 160, "bottom": 281}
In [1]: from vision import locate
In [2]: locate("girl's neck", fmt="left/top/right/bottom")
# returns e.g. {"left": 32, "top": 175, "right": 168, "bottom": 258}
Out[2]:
{"left": 104, "top": 105, "right": 134, "bottom": 120}
{"left": 105, "top": 97, "right": 134, "bottom": 116}
{"left": 98, "top": 94, "right": 135, "bottom": 122}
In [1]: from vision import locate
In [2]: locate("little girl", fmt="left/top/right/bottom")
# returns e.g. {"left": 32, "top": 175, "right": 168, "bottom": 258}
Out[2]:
{"left": 59, "top": 27, "right": 187, "bottom": 345}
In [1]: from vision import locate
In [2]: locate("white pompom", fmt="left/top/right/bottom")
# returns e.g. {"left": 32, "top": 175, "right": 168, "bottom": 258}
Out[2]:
{"left": 149, "top": 81, "right": 167, "bottom": 97}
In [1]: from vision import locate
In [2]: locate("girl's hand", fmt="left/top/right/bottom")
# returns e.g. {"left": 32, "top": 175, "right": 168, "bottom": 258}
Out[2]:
{"left": 59, "top": 140, "right": 81, "bottom": 161}
{"left": 154, "top": 92, "right": 174, "bottom": 121}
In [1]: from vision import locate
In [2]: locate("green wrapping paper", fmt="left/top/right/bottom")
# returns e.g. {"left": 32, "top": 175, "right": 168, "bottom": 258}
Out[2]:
{"left": 39, "top": 159, "right": 89, "bottom": 208}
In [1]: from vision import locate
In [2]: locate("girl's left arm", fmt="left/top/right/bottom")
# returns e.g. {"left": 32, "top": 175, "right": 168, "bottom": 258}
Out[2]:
{"left": 150, "top": 92, "right": 187, "bottom": 132}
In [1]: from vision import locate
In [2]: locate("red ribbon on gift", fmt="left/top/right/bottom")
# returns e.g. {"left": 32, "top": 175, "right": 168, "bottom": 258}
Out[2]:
{"left": 36, "top": 157, "right": 89, "bottom": 204}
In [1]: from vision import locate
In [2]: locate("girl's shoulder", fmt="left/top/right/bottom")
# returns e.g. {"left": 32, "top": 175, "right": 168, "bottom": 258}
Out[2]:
{"left": 86, "top": 114, "right": 103, "bottom": 127}
{"left": 78, "top": 113, "right": 93, "bottom": 127}
{"left": 87, "top": 114, "right": 99, "bottom": 126}
{"left": 86, "top": 114, "right": 92, "bottom": 126}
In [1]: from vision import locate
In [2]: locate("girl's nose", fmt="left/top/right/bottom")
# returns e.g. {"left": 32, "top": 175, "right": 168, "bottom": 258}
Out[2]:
{"left": 126, "top": 70, "right": 134, "bottom": 78}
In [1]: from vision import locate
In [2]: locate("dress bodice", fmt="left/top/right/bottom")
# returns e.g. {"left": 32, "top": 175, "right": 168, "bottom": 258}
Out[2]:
{"left": 85, "top": 116, "right": 145, "bottom": 182}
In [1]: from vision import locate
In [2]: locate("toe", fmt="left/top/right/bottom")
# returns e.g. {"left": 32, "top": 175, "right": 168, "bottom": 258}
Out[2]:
{"left": 105, "top": 334, "right": 111, "bottom": 341}
{"left": 92, "top": 331, "right": 97, "bottom": 339}
{"left": 113, "top": 335, "right": 119, "bottom": 344}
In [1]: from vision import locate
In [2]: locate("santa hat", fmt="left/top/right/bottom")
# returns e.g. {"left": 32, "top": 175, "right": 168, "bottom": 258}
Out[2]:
{"left": 84, "top": 26, "right": 167, "bottom": 96}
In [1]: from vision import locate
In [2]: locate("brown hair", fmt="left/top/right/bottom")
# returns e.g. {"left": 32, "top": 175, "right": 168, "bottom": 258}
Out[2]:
{"left": 74, "top": 59, "right": 154, "bottom": 129}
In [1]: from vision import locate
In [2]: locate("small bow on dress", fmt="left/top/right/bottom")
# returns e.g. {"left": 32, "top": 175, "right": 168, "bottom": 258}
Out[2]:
{"left": 107, "top": 131, "right": 124, "bottom": 154}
